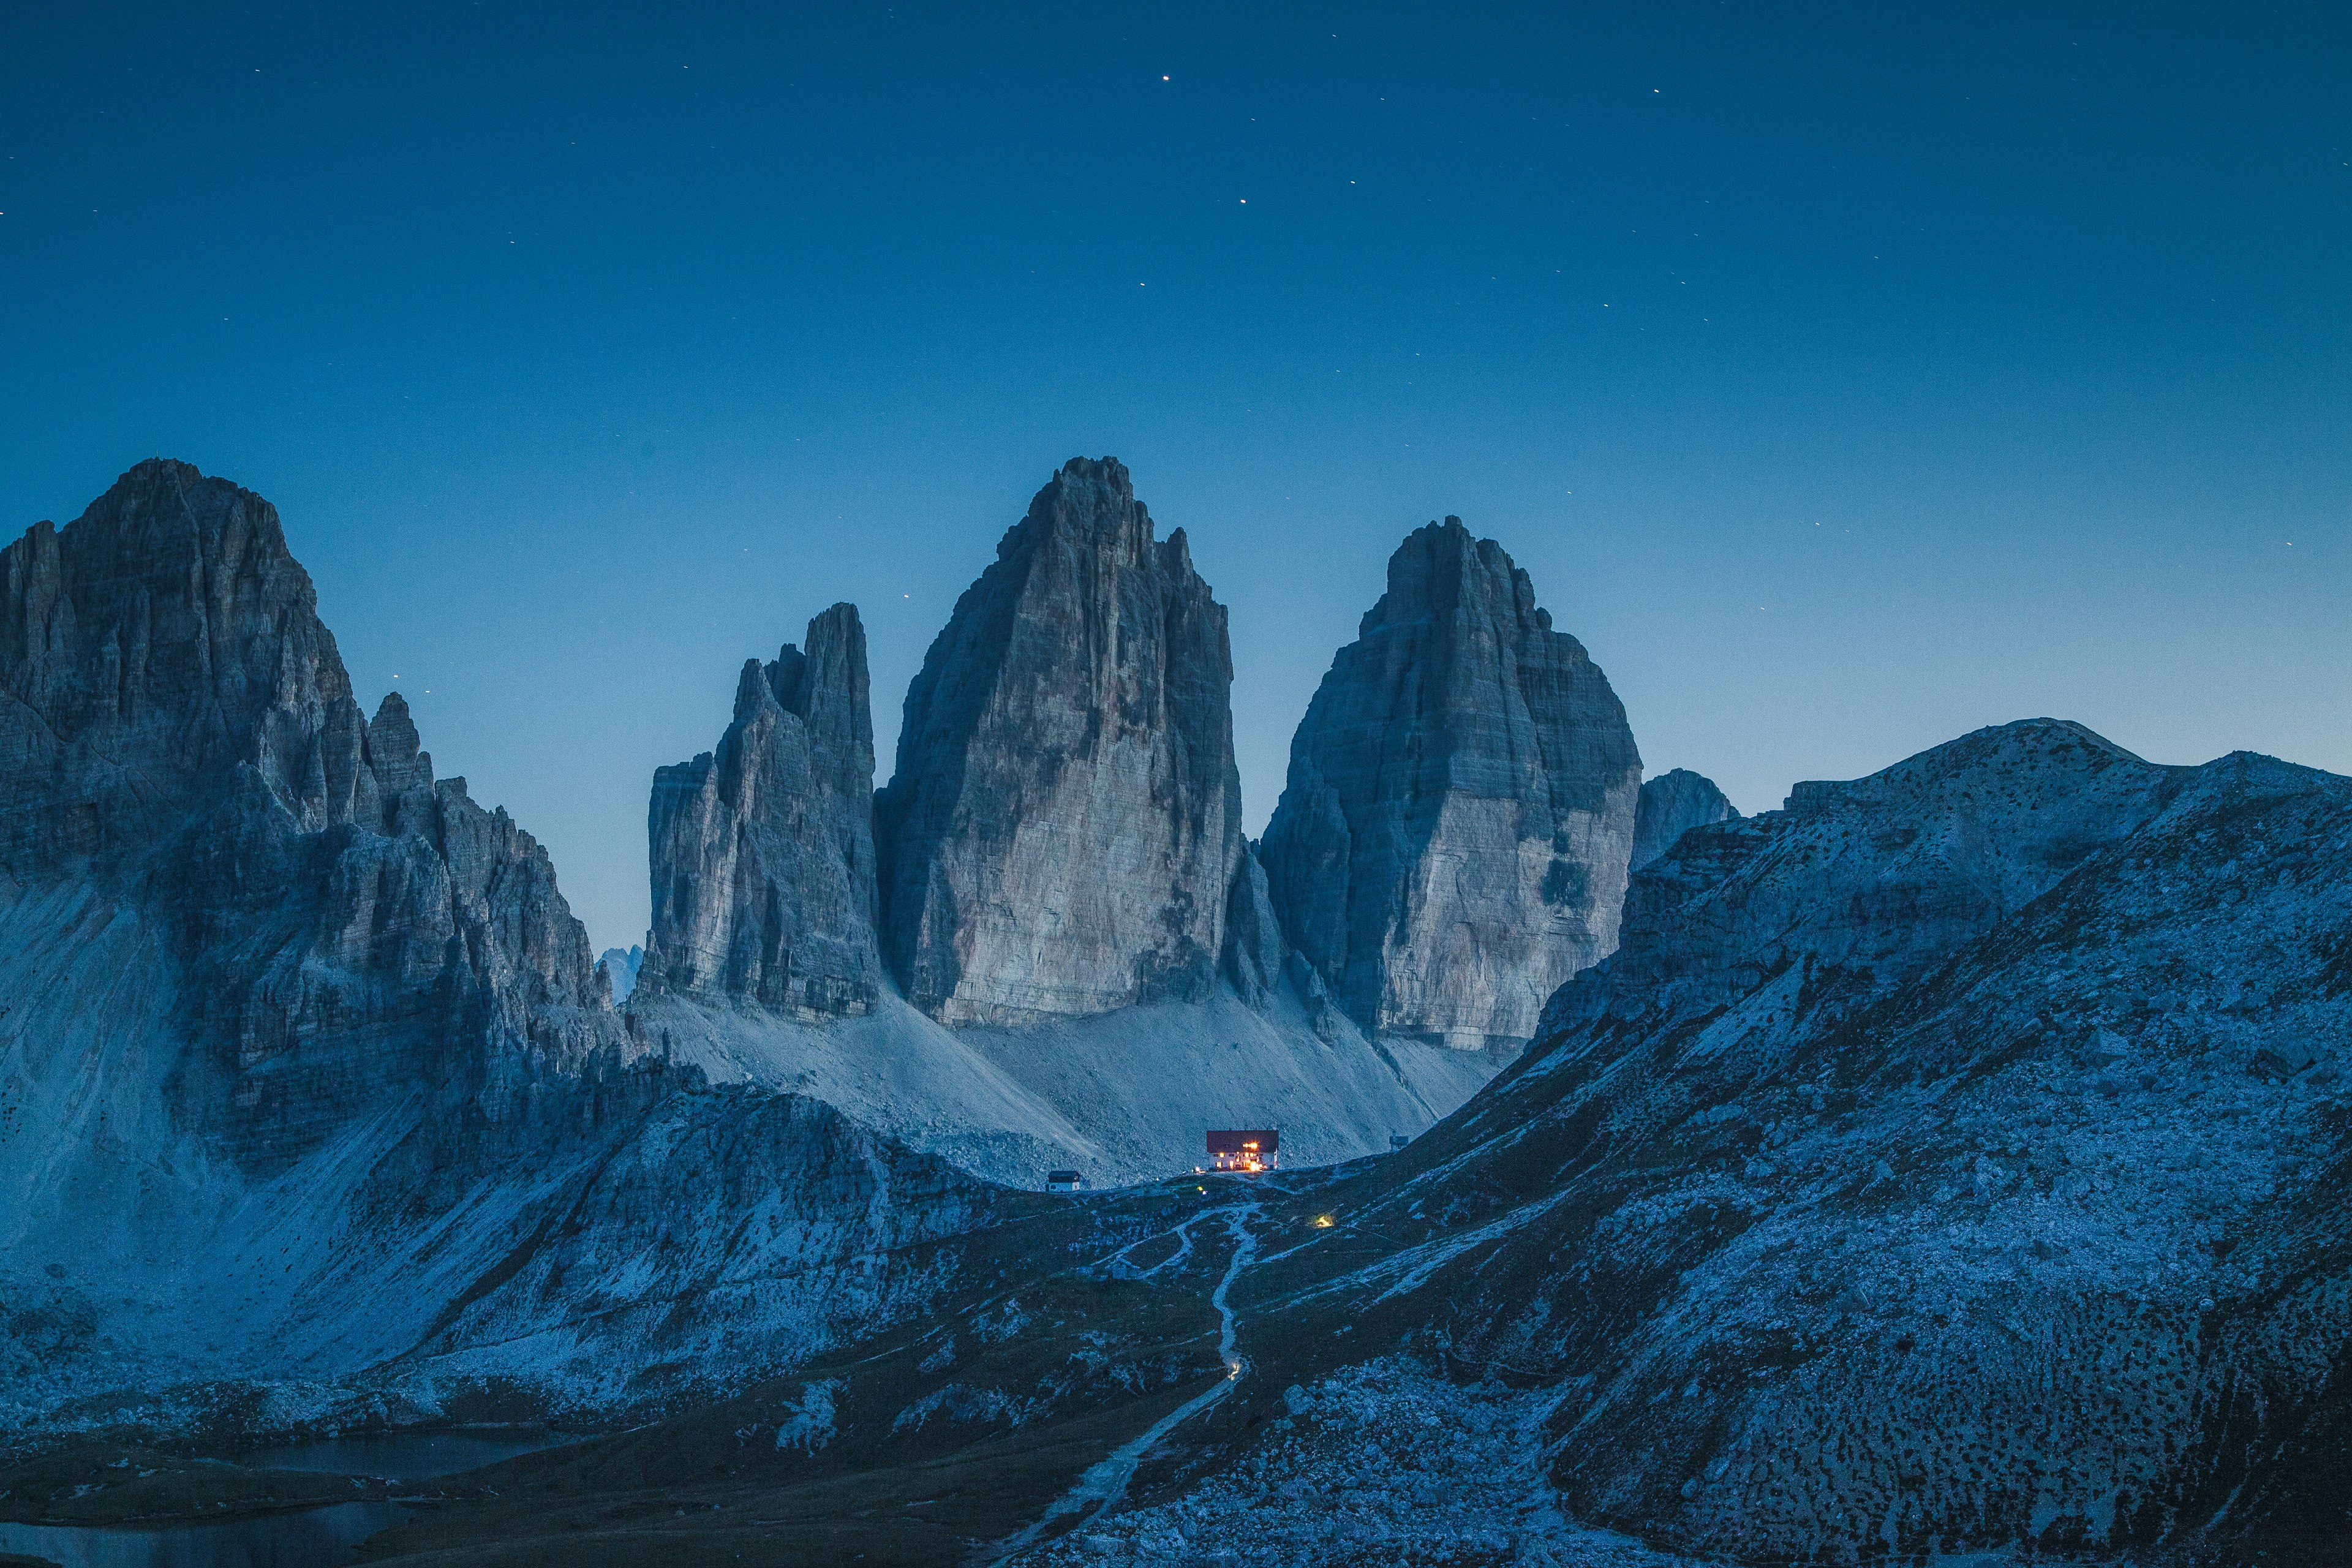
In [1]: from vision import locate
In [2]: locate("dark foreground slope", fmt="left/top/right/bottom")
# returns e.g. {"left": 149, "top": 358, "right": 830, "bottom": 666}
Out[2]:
{"left": 1202, "top": 721, "right": 2352, "bottom": 1565}
{"left": 353, "top": 720, "right": 2352, "bottom": 1567}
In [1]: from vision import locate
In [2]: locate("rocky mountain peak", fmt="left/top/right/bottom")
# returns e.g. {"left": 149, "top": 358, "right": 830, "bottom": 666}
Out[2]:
{"left": 1362, "top": 516, "right": 1550, "bottom": 639}
{"left": 3, "top": 461, "right": 614, "bottom": 1170}
{"left": 366, "top": 690, "right": 434, "bottom": 793}
{"left": 1, "top": 458, "right": 366, "bottom": 866}
{"left": 876, "top": 458, "right": 1243, "bottom": 1025}
{"left": 1260, "top": 518, "right": 1641, "bottom": 1052}
{"left": 641, "top": 603, "right": 881, "bottom": 1017}
{"left": 997, "top": 455, "right": 1147, "bottom": 557}
{"left": 1562, "top": 716, "right": 2188, "bottom": 1039}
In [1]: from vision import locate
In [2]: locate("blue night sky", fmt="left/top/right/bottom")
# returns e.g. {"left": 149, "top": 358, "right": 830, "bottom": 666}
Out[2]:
{"left": 4, "top": 3, "right": 2346, "bottom": 952}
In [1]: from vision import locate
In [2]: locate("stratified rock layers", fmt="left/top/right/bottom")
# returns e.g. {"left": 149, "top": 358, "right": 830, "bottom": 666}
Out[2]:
{"left": 1260, "top": 519, "right": 1640, "bottom": 1051}
{"left": 642, "top": 604, "right": 881, "bottom": 1018}
{"left": 875, "top": 458, "right": 1243, "bottom": 1026}
{"left": 1630, "top": 766, "right": 1738, "bottom": 870}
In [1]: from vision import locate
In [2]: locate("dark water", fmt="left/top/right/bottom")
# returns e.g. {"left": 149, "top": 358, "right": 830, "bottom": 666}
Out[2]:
{"left": 239, "top": 1430, "right": 567, "bottom": 1483}
{"left": 0, "top": 1501, "right": 409, "bottom": 1567}
{"left": 0, "top": 1430, "right": 570, "bottom": 1567}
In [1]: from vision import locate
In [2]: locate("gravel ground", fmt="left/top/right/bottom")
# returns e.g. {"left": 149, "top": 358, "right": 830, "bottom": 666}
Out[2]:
{"left": 1014, "top": 1357, "right": 1715, "bottom": 1567}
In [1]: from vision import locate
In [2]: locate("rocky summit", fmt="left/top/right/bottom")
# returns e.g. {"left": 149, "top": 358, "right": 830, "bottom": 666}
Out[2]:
{"left": 1259, "top": 518, "right": 1642, "bottom": 1053}
{"left": 875, "top": 457, "right": 1245, "bottom": 1026}
{"left": 1630, "top": 765, "right": 1738, "bottom": 870}
{"left": 639, "top": 603, "right": 882, "bottom": 1019}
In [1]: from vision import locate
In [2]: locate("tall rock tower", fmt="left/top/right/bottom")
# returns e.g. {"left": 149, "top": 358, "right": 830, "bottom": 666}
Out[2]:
{"left": 640, "top": 604, "right": 882, "bottom": 1018}
{"left": 876, "top": 458, "right": 1244, "bottom": 1025}
{"left": 1259, "top": 518, "right": 1641, "bottom": 1052}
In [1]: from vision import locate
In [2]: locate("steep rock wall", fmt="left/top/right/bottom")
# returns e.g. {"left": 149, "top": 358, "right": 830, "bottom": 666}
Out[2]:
{"left": 875, "top": 458, "right": 1243, "bottom": 1026}
{"left": 641, "top": 603, "right": 881, "bottom": 1019}
{"left": 1259, "top": 518, "right": 1640, "bottom": 1052}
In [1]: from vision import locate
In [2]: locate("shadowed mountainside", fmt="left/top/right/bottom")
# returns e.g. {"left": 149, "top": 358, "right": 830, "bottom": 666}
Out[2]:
{"left": 0, "top": 462, "right": 1031, "bottom": 1444}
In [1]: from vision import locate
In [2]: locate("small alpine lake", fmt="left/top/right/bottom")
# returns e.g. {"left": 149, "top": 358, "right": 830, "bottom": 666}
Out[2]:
{"left": 0, "top": 1428, "right": 573, "bottom": 1567}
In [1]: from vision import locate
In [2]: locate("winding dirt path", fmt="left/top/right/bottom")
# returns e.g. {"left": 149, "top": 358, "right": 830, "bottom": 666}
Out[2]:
{"left": 987, "top": 1203, "right": 1259, "bottom": 1562}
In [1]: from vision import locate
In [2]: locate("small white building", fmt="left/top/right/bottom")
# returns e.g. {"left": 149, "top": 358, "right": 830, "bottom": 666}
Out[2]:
{"left": 1046, "top": 1169, "right": 1085, "bottom": 1193}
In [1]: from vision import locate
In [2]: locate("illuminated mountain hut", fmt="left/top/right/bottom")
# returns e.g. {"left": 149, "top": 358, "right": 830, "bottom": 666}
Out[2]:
{"left": 1206, "top": 1129, "right": 1278, "bottom": 1172}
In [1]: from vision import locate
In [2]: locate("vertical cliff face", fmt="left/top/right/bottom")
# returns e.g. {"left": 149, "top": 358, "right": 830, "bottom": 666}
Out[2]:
{"left": 1259, "top": 519, "right": 1640, "bottom": 1052}
{"left": 0, "top": 460, "right": 615, "bottom": 1167}
{"left": 1630, "top": 767, "right": 1738, "bottom": 870}
{"left": 640, "top": 604, "right": 880, "bottom": 1018}
{"left": 875, "top": 458, "right": 1243, "bottom": 1026}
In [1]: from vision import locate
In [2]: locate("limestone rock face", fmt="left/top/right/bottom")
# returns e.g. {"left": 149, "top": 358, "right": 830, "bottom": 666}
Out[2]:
{"left": 875, "top": 458, "right": 1243, "bottom": 1026}
{"left": 641, "top": 604, "right": 881, "bottom": 1019}
{"left": 1, "top": 457, "right": 366, "bottom": 872}
{"left": 1259, "top": 518, "right": 1641, "bottom": 1052}
{"left": 1630, "top": 766, "right": 1738, "bottom": 870}
{"left": 0, "top": 459, "right": 615, "bottom": 1167}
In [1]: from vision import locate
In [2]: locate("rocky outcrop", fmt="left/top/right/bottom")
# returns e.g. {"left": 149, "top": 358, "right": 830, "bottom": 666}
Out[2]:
{"left": 1, "top": 457, "right": 366, "bottom": 875}
{"left": 1219, "top": 842, "right": 1286, "bottom": 1010}
{"left": 0, "top": 461, "right": 614, "bottom": 1166}
{"left": 639, "top": 605, "right": 881, "bottom": 1019}
{"left": 1629, "top": 766, "right": 1737, "bottom": 870}
{"left": 1573, "top": 719, "right": 2185, "bottom": 1025}
{"left": 875, "top": 458, "right": 1243, "bottom": 1026}
{"left": 1259, "top": 518, "right": 1641, "bottom": 1052}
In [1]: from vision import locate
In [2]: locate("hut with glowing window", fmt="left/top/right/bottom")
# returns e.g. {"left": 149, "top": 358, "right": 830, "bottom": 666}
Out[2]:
{"left": 1205, "top": 1129, "right": 1278, "bottom": 1172}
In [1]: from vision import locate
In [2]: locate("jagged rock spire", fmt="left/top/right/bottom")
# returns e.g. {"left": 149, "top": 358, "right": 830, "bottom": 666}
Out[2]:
{"left": 641, "top": 603, "right": 881, "bottom": 1017}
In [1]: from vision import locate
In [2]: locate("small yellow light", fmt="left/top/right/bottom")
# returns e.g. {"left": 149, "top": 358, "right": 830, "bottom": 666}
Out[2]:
{"left": 1314, "top": 1215, "right": 1335, "bottom": 1228}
